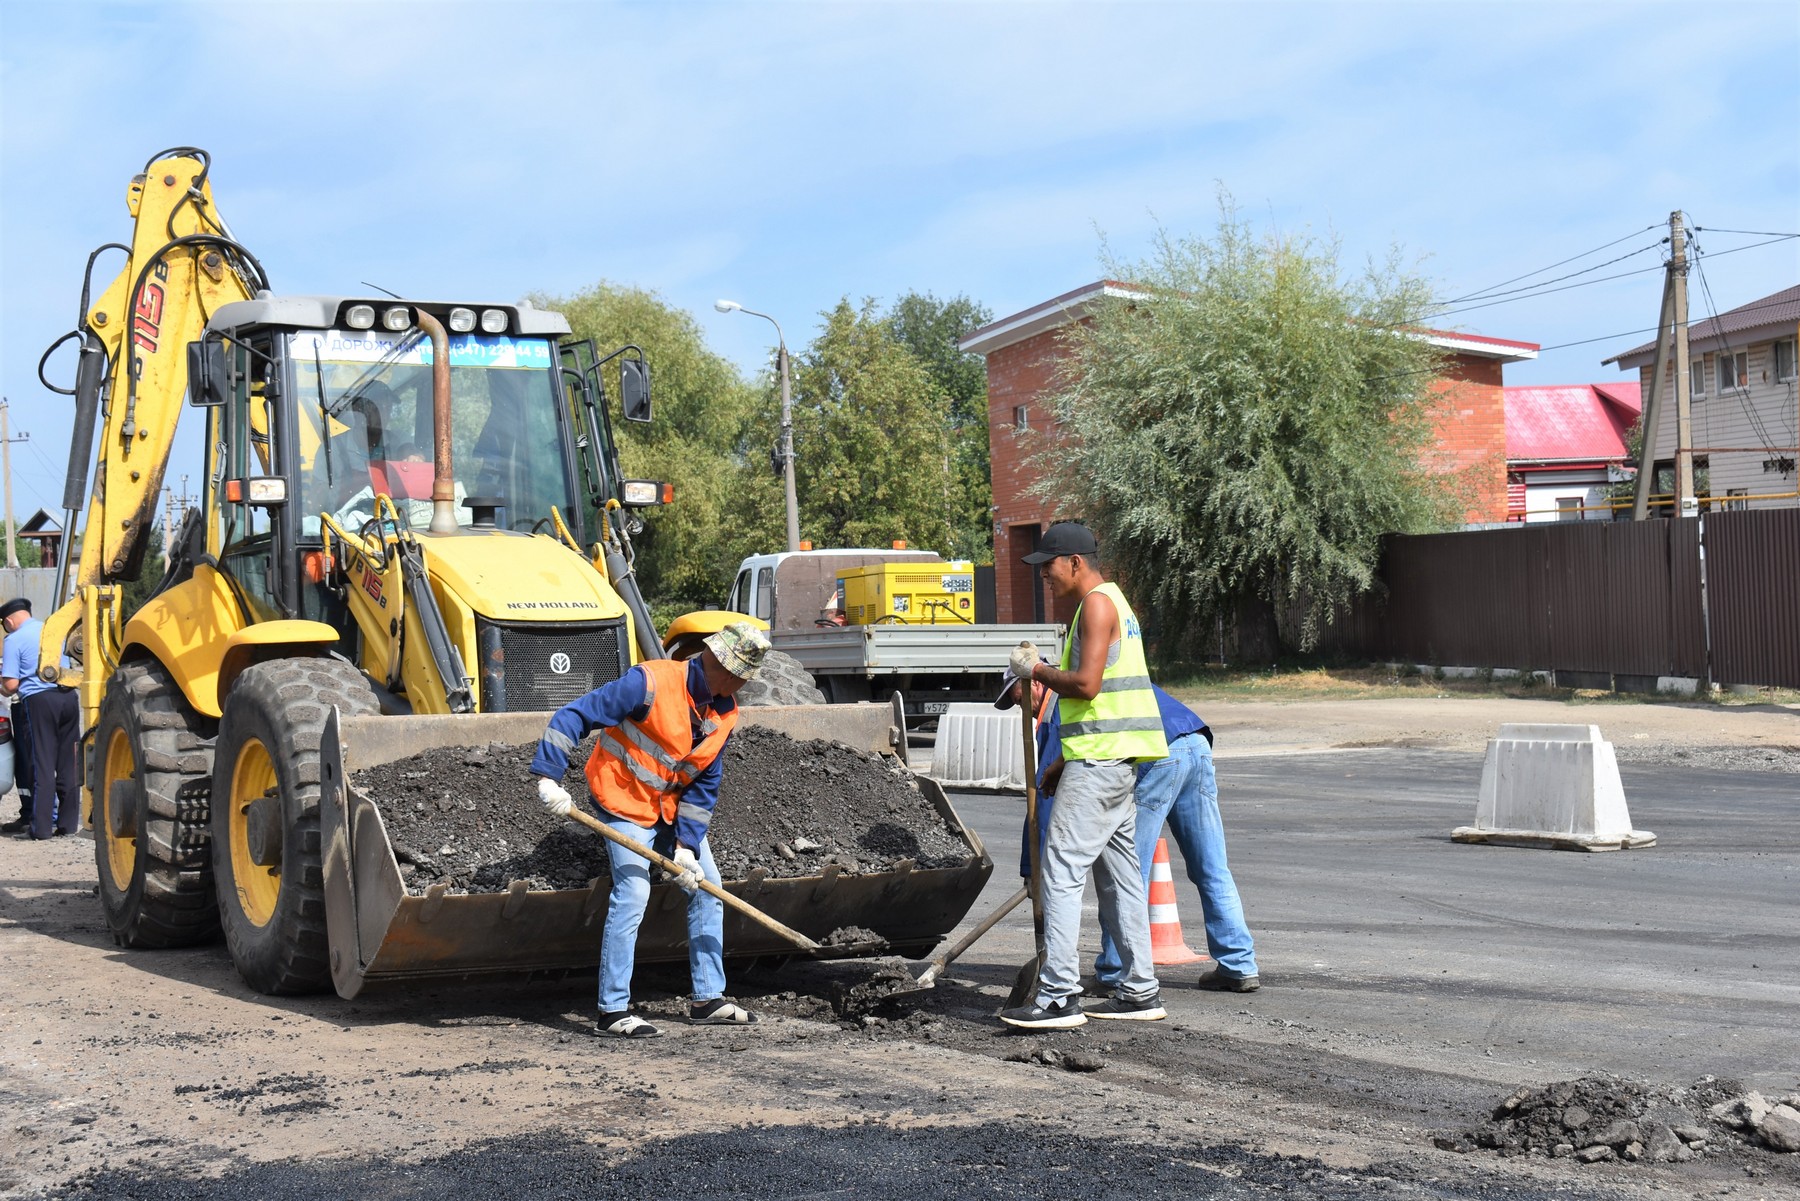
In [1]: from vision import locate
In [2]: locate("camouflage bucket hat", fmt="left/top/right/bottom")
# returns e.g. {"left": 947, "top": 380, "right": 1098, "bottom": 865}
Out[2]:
{"left": 703, "top": 621, "right": 771, "bottom": 680}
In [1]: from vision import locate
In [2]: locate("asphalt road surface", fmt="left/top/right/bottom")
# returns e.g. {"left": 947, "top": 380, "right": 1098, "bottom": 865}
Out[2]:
{"left": 4, "top": 736, "right": 1796, "bottom": 1200}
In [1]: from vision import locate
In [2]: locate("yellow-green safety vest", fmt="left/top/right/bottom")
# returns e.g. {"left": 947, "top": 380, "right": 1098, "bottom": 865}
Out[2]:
{"left": 1057, "top": 581, "right": 1168, "bottom": 763}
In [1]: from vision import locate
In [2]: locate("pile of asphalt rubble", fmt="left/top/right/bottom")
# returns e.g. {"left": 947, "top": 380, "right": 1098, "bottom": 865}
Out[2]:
{"left": 352, "top": 725, "right": 972, "bottom": 895}
{"left": 1436, "top": 1075, "right": 1800, "bottom": 1163}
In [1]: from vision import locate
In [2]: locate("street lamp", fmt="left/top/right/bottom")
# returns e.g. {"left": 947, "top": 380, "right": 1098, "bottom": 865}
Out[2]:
{"left": 715, "top": 299, "right": 800, "bottom": 553}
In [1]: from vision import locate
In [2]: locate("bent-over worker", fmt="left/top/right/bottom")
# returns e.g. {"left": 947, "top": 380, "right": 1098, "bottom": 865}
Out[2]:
{"left": 532, "top": 622, "right": 771, "bottom": 1038}
{"left": 1000, "top": 521, "right": 1168, "bottom": 1030}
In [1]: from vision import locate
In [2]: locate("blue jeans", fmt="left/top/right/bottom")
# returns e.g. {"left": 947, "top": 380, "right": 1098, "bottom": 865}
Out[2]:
{"left": 597, "top": 813, "right": 726, "bottom": 1014}
{"left": 1095, "top": 733, "right": 1259, "bottom": 981}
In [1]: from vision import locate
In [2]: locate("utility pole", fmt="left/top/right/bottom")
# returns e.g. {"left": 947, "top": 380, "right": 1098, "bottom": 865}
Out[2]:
{"left": 1670, "top": 216, "right": 1695, "bottom": 515}
{"left": 0, "top": 398, "right": 25, "bottom": 568}
{"left": 161, "top": 487, "right": 174, "bottom": 571}
{"left": 1632, "top": 212, "right": 1694, "bottom": 521}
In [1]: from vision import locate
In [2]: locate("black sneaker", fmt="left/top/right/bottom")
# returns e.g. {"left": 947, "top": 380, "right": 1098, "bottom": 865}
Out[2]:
{"left": 1080, "top": 977, "right": 1113, "bottom": 999}
{"left": 0, "top": 817, "right": 27, "bottom": 834}
{"left": 595, "top": 1011, "right": 661, "bottom": 1038}
{"left": 1086, "top": 993, "right": 1167, "bottom": 1021}
{"left": 998, "top": 996, "right": 1086, "bottom": 1030}
{"left": 1195, "top": 970, "right": 1260, "bottom": 993}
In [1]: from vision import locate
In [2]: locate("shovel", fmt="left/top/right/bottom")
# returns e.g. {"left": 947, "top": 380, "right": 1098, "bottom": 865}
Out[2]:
{"left": 883, "top": 884, "right": 1029, "bottom": 998}
{"left": 1004, "top": 695, "right": 1047, "bottom": 1009}
{"left": 558, "top": 804, "right": 888, "bottom": 959}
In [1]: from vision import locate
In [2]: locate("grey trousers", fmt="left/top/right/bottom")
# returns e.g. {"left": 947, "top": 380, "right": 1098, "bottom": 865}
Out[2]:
{"left": 1036, "top": 758, "right": 1159, "bottom": 1005}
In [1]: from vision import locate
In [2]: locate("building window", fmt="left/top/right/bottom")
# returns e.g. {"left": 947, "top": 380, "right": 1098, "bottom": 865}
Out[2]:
{"left": 1012, "top": 405, "right": 1029, "bottom": 430}
{"left": 1718, "top": 350, "right": 1748, "bottom": 392}
{"left": 1556, "top": 497, "right": 1582, "bottom": 522}
{"left": 1690, "top": 357, "right": 1707, "bottom": 397}
{"left": 1723, "top": 488, "right": 1749, "bottom": 511}
{"left": 1775, "top": 338, "right": 1797, "bottom": 382}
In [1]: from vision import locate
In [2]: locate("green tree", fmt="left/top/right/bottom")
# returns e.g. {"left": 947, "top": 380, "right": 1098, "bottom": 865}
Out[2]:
{"left": 886, "top": 292, "right": 993, "bottom": 560}
{"left": 781, "top": 299, "right": 956, "bottom": 551}
{"left": 1034, "top": 204, "right": 1453, "bottom": 660}
{"left": 530, "top": 281, "right": 770, "bottom": 609}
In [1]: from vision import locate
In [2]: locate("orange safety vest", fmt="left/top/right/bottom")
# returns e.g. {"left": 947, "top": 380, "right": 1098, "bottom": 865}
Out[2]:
{"left": 584, "top": 658, "right": 739, "bottom": 828}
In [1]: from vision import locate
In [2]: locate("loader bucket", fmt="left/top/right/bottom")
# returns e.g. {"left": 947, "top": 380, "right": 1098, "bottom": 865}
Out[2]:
{"left": 319, "top": 702, "right": 994, "bottom": 998}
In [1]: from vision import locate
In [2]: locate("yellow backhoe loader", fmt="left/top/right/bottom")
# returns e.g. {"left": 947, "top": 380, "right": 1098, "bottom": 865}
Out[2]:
{"left": 35, "top": 149, "right": 991, "bottom": 997}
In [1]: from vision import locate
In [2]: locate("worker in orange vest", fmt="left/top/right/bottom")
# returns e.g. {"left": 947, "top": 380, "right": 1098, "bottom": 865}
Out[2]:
{"left": 533, "top": 622, "right": 771, "bottom": 1038}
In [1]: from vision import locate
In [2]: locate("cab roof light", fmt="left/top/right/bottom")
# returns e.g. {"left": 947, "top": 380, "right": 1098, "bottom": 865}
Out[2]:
{"left": 448, "top": 307, "right": 476, "bottom": 333}
{"left": 382, "top": 306, "right": 412, "bottom": 331}
{"left": 479, "top": 308, "right": 508, "bottom": 334}
{"left": 344, "top": 304, "right": 376, "bottom": 330}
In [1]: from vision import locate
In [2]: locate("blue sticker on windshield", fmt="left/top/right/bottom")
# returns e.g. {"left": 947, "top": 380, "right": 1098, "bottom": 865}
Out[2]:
{"left": 300, "top": 332, "right": 552, "bottom": 369}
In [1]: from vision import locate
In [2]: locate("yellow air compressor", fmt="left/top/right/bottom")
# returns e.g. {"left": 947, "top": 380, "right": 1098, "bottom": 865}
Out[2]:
{"left": 838, "top": 560, "right": 976, "bottom": 625}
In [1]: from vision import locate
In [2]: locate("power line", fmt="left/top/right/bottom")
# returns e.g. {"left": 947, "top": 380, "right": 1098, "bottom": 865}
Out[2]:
{"left": 1689, "top": 232, "right": 1785, "bottom": 452}
{"left": 1692, "top": 226, "right": 1800, "bottom": 239}
{"left": 1436, "top": 239, "right": 1665, "bottom": 309}
{"left": 1445, "top": 223, "right": 1662, "bottom": 305}
{"left": 1425, "top": 261, "right": 1670, "bottom": 321}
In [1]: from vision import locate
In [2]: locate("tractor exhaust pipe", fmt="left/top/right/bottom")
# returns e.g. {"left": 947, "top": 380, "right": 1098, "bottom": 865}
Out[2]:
{"left": 415, "top": 309, "right": 458, "bottom": 536}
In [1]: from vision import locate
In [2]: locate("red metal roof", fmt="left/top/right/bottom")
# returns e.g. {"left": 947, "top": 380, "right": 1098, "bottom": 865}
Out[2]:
{"left": 1505, "top": 382, "right": 1641, "bottom": 464}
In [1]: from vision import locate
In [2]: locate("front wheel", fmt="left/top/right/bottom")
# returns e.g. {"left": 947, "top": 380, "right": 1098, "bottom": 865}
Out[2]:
{"left": 211, "top": 658, "right": 378, "bottom": 995}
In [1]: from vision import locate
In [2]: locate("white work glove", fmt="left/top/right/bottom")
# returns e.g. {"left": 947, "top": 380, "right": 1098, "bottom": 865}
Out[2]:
{"left": 670, "top": 845, "right": 702, "bottom": 894}
{"left": 537, "top": 776, "right": 573, "bottom": 816}
{"left": 1008, "top": 641, "right": 1041, "bottom": 680}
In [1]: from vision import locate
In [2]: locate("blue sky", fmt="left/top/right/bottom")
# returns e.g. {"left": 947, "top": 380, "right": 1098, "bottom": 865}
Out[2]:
{"left": 2, "top": 0, "right": 1796, "bottom": 519}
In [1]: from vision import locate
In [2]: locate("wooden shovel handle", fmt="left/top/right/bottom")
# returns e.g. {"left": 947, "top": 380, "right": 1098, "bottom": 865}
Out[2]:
{"left": 562, "top": 804, "right": 823, "bottom": 953}
{"left": 914, "top": 885, "right": 1029, "bottom": 988}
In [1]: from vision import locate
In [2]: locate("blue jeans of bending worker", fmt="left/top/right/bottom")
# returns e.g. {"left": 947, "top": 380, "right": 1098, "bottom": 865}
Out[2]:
{"left": 1037, "top": 759, "right": 1159, "bottom": 1007}
{"left": 1094, "top": 733, "right": 1259, "bottom": 982}
{"left": 597, "top": 813, "right": 726, "bottom": 1015}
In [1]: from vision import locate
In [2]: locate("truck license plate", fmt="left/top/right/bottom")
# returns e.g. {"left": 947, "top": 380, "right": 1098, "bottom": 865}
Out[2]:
{"left": 919, "top": 701, "right": 951, "bottom": 715}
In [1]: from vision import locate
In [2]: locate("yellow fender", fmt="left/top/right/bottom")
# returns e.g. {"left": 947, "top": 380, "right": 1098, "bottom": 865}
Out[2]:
{"left": 123, "top": 566, "right": 339, "bottom": 717}
{"left": 215, "top": 621, "right": 342, "bottom": 708}
{"left": 663, "top": 609, "right": 764, "bottom": 659}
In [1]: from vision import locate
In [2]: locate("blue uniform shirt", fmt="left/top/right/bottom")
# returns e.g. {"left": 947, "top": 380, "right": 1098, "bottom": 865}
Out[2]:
{"left": 1021, "top": 684, "right": 1208, "bottom": 877}
{"left": 3, "top": 618, "right": 60, "bottom": 700}
{"left": 531, "top": 657, "right": 734, "bottom": 850}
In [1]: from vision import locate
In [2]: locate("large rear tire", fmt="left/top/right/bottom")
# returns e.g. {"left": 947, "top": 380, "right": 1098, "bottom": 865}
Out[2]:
{"left": 736, "top": 649, "right": 826, "bottom": 707}
{"left": 211, "top": 658, "right": 378, "bottom": 995}
{"left": 92, "top": 661, "right": 220, "bottom": 948}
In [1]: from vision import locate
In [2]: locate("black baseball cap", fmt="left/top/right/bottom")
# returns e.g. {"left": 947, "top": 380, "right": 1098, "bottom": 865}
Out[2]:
{"left": 0, "top": 598, "right": 30, "bottom": 621}
{"left": 1021, "top": 521, "right": 1097, "bottom": 564}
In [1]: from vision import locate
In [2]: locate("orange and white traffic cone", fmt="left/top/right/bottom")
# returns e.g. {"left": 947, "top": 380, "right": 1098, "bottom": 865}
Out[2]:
{"left": 1147, "top": 836, "right": 1209, "bottom": 966}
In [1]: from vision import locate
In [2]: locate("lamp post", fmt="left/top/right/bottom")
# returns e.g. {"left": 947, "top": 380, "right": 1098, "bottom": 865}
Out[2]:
{"left": 715, "top": 300, "right": 800, "bottom": 553}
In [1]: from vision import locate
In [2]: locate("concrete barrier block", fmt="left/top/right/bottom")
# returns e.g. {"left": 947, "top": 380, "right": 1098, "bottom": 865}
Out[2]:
{"left": 928, "top": 703, "right": 1024, "bottom": 791}
{"left": 1454, "top": 723, "right": 1654, "bottom": 851}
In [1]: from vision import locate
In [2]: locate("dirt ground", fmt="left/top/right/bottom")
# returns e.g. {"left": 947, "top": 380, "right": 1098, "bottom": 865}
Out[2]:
{"left": 3, "top": 695, "right": 1797, "bottom": 1199}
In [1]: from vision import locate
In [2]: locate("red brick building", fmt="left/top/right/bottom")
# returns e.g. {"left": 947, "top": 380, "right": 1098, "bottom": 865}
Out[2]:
{"left": 960, "top": 282, "right": 1539, "bottom": 623}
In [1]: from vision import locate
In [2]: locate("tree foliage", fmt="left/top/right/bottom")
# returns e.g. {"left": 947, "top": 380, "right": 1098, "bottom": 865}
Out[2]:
{"left": 780, "top": 299, "right": 956, "bottom": 552}
{"left": 530, "top": 281, "right": 772, "bottom": 607}
{"left": 1033, "top": 204, "right": 1452, "bottom": 657}
{"left": 887, "top": 292, "right": 993, "bottom": 559}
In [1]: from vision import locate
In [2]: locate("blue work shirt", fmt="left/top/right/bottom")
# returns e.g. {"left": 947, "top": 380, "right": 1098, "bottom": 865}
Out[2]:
{"left": 3, "top": 618, "right": 61, "bottom": 700}
{"left": 530, "top": 657, "right": 733, "bottom": 850}
{"left": 1020, "top": 684, "right": 1209, "bottom": 877}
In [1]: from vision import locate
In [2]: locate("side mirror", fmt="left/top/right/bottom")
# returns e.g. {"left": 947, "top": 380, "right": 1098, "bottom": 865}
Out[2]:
{"left": 620, "top": 357, "right": 652, "bottom": 424}
{"left": 186, "top": 337, "right": 229, "bottom": 407}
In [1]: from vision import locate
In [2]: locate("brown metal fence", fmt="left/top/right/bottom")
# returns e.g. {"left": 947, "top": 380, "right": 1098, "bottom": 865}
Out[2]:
{"left": 1321, "top": 509, "right": 1796, "bottom": 688}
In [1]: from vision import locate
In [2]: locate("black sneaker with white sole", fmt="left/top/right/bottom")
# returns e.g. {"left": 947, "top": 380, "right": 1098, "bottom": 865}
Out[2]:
{"left": 998, "top": 996, "right": 1087, "bottom": 1030}
{"left": 1085, "top": 993, "right": 1167, "bottom": 1021}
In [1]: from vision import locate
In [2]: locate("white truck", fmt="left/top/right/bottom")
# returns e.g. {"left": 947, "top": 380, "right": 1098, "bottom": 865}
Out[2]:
{"left": 726, "top": 549, "right": 1063, "bottom": 722}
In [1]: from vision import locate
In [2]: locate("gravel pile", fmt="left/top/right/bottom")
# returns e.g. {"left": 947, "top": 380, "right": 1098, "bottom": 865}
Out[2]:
{"left": 1435, "top": 1075, "right": 1800, "bottom": 1163}
{"left": 351, "top": 724, "right": 972, "bottom": 896}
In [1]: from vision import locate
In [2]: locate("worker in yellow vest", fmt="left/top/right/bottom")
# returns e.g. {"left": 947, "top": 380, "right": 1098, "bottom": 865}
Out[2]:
{"left": 1001, "top": 522, "right": 1169, "bottom": 1030}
